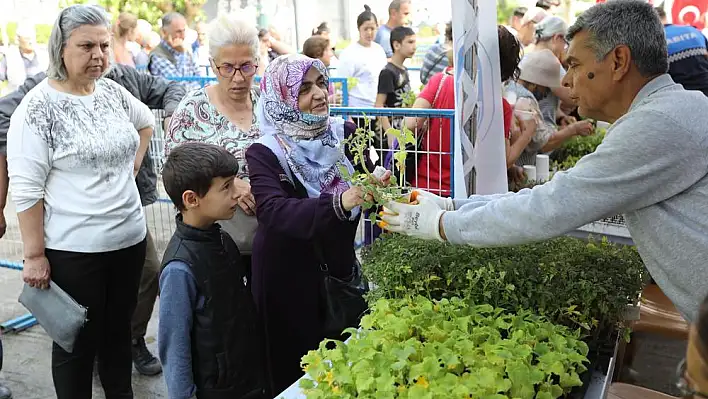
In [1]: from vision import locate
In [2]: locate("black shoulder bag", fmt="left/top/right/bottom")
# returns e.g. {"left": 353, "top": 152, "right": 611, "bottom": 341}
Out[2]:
{"left": 291, "top": 172, "right": 369, "bottom": 339}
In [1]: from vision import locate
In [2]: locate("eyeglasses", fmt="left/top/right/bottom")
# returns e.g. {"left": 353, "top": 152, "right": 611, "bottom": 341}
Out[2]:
{"left": 212, "top": 61, "right": 258, "bottom": 79}
{"left": 676, "top": 358, "right": 708, "bottom": 398}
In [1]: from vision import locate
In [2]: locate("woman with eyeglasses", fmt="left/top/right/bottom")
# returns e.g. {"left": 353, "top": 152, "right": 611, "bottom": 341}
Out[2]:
{"left": 166, "top": 13, "right": 261, "bottom": 264}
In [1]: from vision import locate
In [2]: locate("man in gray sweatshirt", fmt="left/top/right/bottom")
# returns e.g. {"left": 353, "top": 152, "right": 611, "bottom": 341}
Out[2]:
{"left": 382, "top": 0, "right": 708, "bottom": 322}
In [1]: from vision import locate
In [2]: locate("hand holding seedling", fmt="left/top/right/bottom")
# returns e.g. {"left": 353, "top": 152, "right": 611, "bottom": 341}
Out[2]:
{"left": 338, "top": 119, "right": 416, "bottom": 223}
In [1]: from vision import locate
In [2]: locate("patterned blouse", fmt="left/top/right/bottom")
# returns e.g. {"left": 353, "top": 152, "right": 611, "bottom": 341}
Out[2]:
{"left": 165, "top": 87, "right": 261, "bottom": 179}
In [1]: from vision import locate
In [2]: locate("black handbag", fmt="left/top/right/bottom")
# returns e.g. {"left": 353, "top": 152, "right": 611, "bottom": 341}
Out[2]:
{"left": 312, "top": 242, "right": 369, "bottom": 339}
{"left": 288, "top": 168, "right": 369, "bottom": 339}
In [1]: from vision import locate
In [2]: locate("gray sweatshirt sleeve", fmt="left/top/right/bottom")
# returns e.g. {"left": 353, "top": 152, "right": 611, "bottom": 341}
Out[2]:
{"left": 442, "top": 110, "right": 708, "bottom": 246}
{"left": 453, "top": 191, "right": 526, "bottom": 210}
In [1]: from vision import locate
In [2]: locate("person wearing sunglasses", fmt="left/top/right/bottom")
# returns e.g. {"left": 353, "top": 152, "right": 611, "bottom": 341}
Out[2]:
{"left": 166, "top": 14, "right": 262, "bottom": 270}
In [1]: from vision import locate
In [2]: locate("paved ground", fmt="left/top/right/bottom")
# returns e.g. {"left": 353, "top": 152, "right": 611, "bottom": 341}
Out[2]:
{"left": 0, "top": 198, "right": 688, "bottom": 398}
{"left": 0, "top": 277, "right": 167, "bottom": 398}
{"left": 0, "top": 198, "right": 173, "bottom": 398}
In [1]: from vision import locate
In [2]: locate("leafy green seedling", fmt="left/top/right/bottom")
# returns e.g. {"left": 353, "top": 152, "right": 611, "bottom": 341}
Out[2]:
{"left": 340, "top": 114, "right": 417, "bottom": 224}
{"left": 300, "top": 296, "right": 590, "bottom": 398}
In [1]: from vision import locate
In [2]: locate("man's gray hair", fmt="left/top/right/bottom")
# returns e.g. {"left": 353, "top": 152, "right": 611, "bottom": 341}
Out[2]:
{"left": 389, "top": 0, "right": 411, "bottom": 12}
{"left": 567, "top": 0, "right": 668, "bottom": 77}
{"left": 161, "top": 12, "right": 185, "bottom": 32}
{"left": 47, "top": 4, "right": 111, "bottom": 81}
{"left": 207, "top": 13, "right": 259, "bottom": 62}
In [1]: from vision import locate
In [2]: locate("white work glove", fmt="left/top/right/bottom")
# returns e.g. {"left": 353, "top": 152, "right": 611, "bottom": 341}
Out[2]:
{"left": 380, "top": 195, "right": 446, "bottom": 242}
{"left": 412, "top": 189, "right": 455, "bottom": 211}
{"left": 372, "top": 166, "right": 388, "bottom": 180}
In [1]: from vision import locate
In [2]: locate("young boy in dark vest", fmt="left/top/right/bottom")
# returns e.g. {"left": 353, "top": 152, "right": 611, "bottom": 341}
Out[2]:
{"left": 158, "top": 142, "right": 266, "bottom": 399}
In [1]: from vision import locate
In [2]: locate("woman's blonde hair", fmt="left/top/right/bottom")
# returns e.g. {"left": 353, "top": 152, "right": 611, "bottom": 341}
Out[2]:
{"left": 114, "top": 12, "right": 138, "bottom": 39}
{"left": 207, "top": 13, "right": 259, "bottom": 62}
{"left": 302, "top": 36, "right": 330, "bottom": 59}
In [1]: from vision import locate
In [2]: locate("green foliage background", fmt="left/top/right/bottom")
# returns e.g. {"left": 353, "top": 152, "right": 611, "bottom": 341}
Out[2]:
{"left": 1, "top": 0, "right": 207, "bottom": 44}
{"left": 57, "top": 0, "right": 207, "bottom": 27}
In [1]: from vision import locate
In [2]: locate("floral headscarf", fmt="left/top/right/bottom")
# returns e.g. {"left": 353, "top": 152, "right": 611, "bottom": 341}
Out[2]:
{"left": 256, "top": 54, "right": 356, "bottom": 207}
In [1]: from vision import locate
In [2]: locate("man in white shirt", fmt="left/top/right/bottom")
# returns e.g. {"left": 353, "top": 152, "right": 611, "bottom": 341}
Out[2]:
{"left": 0, "top": 25, "right": 48, "bottom": 92}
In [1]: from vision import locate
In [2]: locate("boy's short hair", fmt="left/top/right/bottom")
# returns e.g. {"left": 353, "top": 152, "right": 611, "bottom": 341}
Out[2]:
{"left": 303, "top": 35, "right": 330, "bottom": 59}
{"left": 390, "top": 26, "right": 415, "bottom": 52}
{"left": 162, "top": 142, "right": 240, "bottom": 211}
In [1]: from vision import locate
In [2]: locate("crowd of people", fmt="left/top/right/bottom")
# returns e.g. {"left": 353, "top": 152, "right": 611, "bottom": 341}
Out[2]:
{"left": 0, "top": 0, "right": 706, "bottom": 399}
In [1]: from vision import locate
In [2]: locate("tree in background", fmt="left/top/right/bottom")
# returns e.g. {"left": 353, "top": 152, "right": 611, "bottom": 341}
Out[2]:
{"left": 58, "top": 0, "right": 207, "bottom": 27}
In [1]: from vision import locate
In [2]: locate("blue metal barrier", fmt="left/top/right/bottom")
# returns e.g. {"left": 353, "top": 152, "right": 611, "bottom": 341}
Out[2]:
{"left": 329, "top": 107, "right": 456, "bottom": 248}
{"left": 0, "top": 260, "right": 22, "bottom": 270}
{"left": 0, "top": 107, "right": 456, "bottom": 327}
{"left": 166, "top": 76, "right": 349, "bottom": 106}
{"left": 328, "top": 66, "right": 422, "bottom": 71}
{"left": 330, "top": 106, "right": 455, "bottom": 197}
{"left": 1, "top": 313, "right": 37, "bottom": 333}
{"left": 0, "top": 260, "right": 37, "bottom": 333}
{"left": 330, "top": 106, "right": 452, "bottom": 117}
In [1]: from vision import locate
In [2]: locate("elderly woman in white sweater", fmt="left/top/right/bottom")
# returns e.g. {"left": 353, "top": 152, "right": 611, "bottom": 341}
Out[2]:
{"left": 7, "top": 5, "right": 154, "bottom": 399}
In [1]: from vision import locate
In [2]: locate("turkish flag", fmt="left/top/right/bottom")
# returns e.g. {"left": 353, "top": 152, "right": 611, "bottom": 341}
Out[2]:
{"left": 594, "top": 0, "right": 707, "bottom": 29}
{"left": 671, "top": 0, "right": 708, "bottom": 29}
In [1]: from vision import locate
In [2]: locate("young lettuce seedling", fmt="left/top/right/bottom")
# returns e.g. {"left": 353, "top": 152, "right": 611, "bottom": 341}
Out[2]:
{"left": 339, "top": 115, "right": 416, "bottom": 224}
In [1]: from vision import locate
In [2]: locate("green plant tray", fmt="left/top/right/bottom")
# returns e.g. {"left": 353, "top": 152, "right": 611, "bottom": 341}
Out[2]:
{"left": 275, "top": 330, "right": 620, "bottom": 399}
{"left": 568, "top": 329, "right": 619, "bottom": 399}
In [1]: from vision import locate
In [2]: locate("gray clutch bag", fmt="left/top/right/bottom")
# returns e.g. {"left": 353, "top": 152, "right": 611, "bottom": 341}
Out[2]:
{"left": 219, "top": 207, "right": 258, "bottom": 255}
{"left": 18, "top": 281, "right": 88, "bottom": 353}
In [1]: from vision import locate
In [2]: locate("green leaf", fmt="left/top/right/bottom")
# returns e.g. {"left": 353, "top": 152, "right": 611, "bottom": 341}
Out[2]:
{"left": 299, "top": 378, "right": 315, "bottom": 389}
{"left": 355, "top": 374, "right": 375, "bottom": 391}
{"left": 535, "top": 392, "right": 553, "bottom": 399}
{"left": 560, "top": 371, "right": 583, "bottom": 389}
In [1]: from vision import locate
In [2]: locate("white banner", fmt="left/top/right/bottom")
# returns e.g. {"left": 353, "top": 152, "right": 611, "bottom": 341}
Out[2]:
{"left": 451, "top": 0, "right": 508, "bottom": 197}
{"left": 473, "top": 1, "right": 508, "bottom": 195}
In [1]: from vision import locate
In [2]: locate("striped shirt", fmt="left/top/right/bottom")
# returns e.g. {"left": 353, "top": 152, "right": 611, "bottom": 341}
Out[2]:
{"left": 420, "top": 43, "right": 449, "bottom": 85}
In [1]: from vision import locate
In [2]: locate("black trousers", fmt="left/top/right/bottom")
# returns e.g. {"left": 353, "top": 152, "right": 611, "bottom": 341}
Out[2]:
{"left": 130, "top": 229, "right": 159, "bottom": 340}
{"left": 47, "top": 238, "right": 146, "bottom": 399}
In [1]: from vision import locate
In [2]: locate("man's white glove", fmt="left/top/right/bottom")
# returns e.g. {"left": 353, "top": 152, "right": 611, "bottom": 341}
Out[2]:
{"left": 412, "top": 189, "right": 455, "bottom": 211}
{"left": 380, "top": 195, "right": 446, "bottom": 242}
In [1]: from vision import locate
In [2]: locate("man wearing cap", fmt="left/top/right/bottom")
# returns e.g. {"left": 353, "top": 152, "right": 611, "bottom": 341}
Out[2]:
{"left": 657, "top": 6, "right": 708, "bottom": 96}
{"left": 503, "top": 49, "right": 593, "bottom": 166}
{"left": 381, "top": 0, "right": 708, "bottom": 322}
